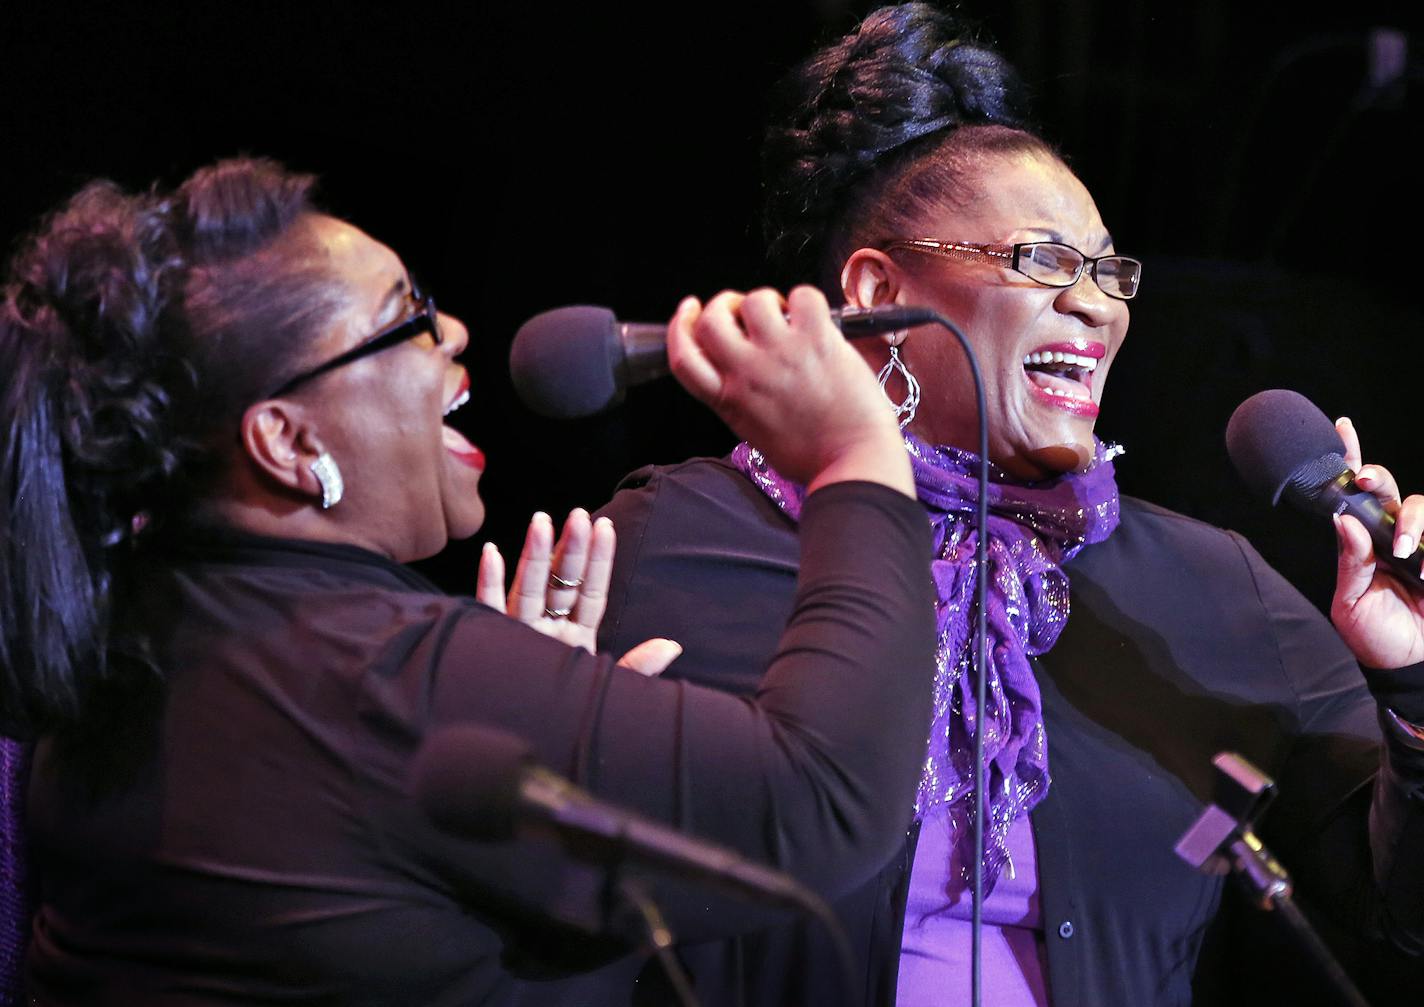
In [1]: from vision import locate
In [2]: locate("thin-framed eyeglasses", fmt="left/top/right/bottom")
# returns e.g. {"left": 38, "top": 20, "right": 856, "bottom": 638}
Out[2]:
{"left": 883, "top": 239, "right": 1142, "bottom": 300}
{"left": 266, "top": 282, "right": 443, "bottom": 398}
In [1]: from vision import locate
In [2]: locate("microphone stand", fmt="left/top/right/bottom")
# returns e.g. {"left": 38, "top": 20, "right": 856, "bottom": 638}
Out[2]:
{"left": 1175, "top": 753, "right": 1370, "bottom": 1007}
{"left": 608, "top": 871, "right": 700, "bottom": 1007}
{"left": 602, "top": 859, "right": 860, "bottom": 1007}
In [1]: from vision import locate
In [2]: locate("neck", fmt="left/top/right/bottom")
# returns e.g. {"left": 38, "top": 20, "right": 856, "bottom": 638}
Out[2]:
{"left": 197, "top": 496, "right": 400, "bottom": 561}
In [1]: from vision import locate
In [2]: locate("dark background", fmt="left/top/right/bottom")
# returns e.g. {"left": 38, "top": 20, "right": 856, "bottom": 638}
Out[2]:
{"left": 3, "top": 0, "right": 1421, "bottom": 609}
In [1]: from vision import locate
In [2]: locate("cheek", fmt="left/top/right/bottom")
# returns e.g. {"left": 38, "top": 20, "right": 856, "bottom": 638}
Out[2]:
{"left": 335, "top": 394, "right": 441, "bottom": 486}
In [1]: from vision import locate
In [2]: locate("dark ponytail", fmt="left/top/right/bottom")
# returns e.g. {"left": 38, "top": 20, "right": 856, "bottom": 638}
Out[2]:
{"left": 0, "top": 184, "right": 186, "bottom": 736}
{"left": 0, "top": 158, "right": 334, "bottom": 738}
{"left": 762, "top": 3, "right": 1051, "bottom": 290}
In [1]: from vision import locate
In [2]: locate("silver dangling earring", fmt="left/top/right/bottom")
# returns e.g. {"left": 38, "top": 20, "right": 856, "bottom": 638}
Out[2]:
{"left": 876, "top": 335, "right": 920, "bottom": 428}
{"left": 310, "top": 452, "right": 344, "bottom": 510}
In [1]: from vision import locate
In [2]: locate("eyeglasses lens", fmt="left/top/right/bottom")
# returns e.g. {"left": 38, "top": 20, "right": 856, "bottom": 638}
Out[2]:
{"left": 1020, "top": 243, "right": 1084, "bottom": 286}
{"left": 1094, "top": 258, "right": 1140, "bottom": 299}
{"left": 1020, "top": 243, "right": 1139, "bottom": 299}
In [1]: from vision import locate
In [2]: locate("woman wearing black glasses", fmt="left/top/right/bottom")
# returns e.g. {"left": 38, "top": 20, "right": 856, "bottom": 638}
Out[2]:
{"left": 0, "top": 158, "right": 940, "bottom": 1003}
{"left": 596, "top": 4, "right": 1424, "bottom": 1005}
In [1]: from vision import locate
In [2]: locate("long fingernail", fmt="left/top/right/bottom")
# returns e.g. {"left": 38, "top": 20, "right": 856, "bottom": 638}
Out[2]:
{"left": 1335, "top": 416, "right": 1351, "bottom": 429}
{"left": 1395, "top": 533, "right": 1415, "bottom": 559}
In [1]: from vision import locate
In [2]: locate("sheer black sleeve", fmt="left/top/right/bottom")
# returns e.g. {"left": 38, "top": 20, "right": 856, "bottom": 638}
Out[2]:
{"left": 404, "top": 480, "right": 934, "bottom": 939}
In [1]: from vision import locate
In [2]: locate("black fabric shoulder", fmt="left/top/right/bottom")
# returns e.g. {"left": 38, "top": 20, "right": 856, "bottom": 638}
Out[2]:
{"left": 596, "top": 456, "right": 801, "bottom": 697}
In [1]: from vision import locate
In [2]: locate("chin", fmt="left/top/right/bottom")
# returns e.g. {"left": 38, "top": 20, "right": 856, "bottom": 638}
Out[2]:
{"left": 1001, "top": 416, "right": 1097, "bottom": 480}
{"left": 1023, "top": 441, "right": 1094, "bottom": 477}
{"left": 445, "top": 504, "right": 487, "bottom": 542}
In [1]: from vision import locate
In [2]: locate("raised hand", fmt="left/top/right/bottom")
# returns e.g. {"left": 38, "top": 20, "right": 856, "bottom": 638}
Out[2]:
{"left": 1329, "top": 416, "right": 1424, "bottom": 669}
{"left": 667, "top": 286, "right": 914, "bottom": 498}
{"left": 476, "top": 510, "right": 681, "bottom": 675}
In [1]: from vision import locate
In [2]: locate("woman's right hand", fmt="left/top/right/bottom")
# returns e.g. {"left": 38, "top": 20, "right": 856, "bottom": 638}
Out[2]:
{"left": 667, "top": 286, "right": 914, "bottom": 498}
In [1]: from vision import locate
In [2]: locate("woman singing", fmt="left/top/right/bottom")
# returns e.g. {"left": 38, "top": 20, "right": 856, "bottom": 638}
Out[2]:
{"left": 0, "top": 157, "right": 938, "bottom": 1003}
{"left": 595, "top": 5, "right": 1424, "bottom": 1004}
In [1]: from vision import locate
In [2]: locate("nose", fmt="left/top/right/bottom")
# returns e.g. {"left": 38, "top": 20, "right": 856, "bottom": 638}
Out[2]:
{"left": 438, "top": 311, "right": 470, "bottom": 358}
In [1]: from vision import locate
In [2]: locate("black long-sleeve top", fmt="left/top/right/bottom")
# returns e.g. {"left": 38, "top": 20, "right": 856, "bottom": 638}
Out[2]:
{"left": 595, "top": 457, "right": 1424, "bottom": 1006}
{"left": 25, "top": 481, "right": 934, "bottom": 1005}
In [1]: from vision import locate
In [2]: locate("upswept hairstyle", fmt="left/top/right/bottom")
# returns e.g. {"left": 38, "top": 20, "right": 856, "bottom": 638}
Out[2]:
{"left": 0, "top": 158, "right": 341, "bottom": 738}
{"left": 762, "top": 3, "right": 1054, "bottom": 291}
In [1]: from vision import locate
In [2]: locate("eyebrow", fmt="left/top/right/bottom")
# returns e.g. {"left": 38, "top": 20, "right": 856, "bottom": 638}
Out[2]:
{"left": 1037, "top": 228, "right": 1115, "bottom": 254}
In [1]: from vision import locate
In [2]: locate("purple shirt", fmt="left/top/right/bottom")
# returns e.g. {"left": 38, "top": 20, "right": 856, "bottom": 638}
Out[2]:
{"left": 896, "top": 809, "right": 1050, "bottom": 1005}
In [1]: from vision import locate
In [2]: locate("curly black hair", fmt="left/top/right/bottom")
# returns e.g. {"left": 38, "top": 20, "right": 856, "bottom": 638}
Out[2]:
{"left": 762, "top": 3, "right": 1055, "bottom": 292}
{"left": 0, "top": 158, "right": 342, "bottom": 737}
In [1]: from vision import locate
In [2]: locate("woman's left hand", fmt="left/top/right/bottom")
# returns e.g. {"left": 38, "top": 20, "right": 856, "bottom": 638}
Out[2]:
{"left": 476, "top": 509, "right": 681, "bottom": 676}
{"left": 1330, "top": 417, "right": 1424, "bottom": 669}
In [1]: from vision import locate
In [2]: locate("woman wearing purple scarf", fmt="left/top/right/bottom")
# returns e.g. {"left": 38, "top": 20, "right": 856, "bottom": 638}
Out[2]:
{"left": 595, "top": 5, "right": 1424, "bottom": 1004}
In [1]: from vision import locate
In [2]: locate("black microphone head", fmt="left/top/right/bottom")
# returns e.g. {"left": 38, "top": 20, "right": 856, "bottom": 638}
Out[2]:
{"left": 410, "top": 723, "right": 531, "bottom": 842}
{"left": 1225, "top": 389, "right": 1346, "bottom": 505}
{"left": 509, "top": 306, "right": 623, "bottom": 419}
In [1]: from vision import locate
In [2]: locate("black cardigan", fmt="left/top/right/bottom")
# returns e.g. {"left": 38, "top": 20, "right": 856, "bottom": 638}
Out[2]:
{"left": 25, "top": 482, "right": 935, "bottom": 1005}
{"left": 595, "top": 457, "right": 1424, "bottom": 1006}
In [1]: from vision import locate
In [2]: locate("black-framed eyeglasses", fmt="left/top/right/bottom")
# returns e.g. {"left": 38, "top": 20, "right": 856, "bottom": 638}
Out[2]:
{"left": 883, "top": 239, "right": 1142, "bottom": 300}
{"left": 266, "top": 284, "right": 443, "bottom": 398}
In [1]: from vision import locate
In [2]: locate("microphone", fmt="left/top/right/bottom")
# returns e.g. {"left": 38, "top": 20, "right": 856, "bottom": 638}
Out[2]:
{"left": 509, "top": 303, "right": 940, "bottom": 419}
{"left": 1225, "top": 388, "right": 1423, "bottom": 578}
{"left": 410, "top": 723, "right": 823, "bottom": 913}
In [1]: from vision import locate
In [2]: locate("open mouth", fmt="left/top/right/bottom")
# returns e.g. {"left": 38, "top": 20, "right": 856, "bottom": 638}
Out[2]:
{"left": 1021, "top": 342, "right": 1104, "bottom": 417}
{"left": 441, "top": 372, "right": 485, "bottom": 471}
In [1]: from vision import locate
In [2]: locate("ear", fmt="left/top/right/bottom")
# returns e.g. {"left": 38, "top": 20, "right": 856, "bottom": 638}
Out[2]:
{"left": 841, "top": 248, "right": 908, "bottom": 347}
{"left": 239, "top": 399, "right": 328, "bottom": 504}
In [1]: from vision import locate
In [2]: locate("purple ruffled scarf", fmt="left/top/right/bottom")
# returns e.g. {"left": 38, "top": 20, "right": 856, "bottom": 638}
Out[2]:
{"left": 732, "top": 433, "right": 1120, "bottom": 891}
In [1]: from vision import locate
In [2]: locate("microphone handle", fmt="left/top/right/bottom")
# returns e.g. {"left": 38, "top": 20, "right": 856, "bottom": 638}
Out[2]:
{"left": 1297, "top": 470, "right": 1424, "bottom": 579}
{"left": 616, "top": 305, "right": 941, "bottom": 388}
{"left": 833, "top": 304, "right": 941, "bottom": 333}
{"left": 619, "top": 323, "right": 671, "bottom": 387}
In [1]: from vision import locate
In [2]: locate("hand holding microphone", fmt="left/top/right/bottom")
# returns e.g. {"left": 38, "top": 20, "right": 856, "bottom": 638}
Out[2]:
{"left": 511, "top": 288, "right": 916, "bottom": 499}
{"left": 509, "top": 298, "right": 937, "bottom": 419}
{"left": 668, "top": 288, "right": 915, "bottom": 499}
{"left": 1226, "top": 389, "right": 1424, "bottom": 669}
{"left": 1328, "top": 416, "right": 1424, "bottom": 670}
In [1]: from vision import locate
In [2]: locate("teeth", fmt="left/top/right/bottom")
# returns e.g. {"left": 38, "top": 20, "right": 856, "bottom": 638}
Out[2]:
{"left": 1022, "top": 351, "right": 1098, "bottom": 371}
{"left": 443, "top": 388, "right": 470, "bottom": 417}
{"left": 1037, "top": 384, "right": 1090, "bottom": 400}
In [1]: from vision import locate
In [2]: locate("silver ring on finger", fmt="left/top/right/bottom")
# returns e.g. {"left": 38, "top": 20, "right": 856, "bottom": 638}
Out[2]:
{"left": 548, "top": 572, "right": 584, "bottom": 590}
{"left": 544, "top": 605, "right": 574, "bottom": 619}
